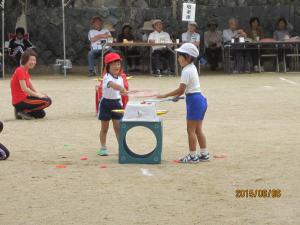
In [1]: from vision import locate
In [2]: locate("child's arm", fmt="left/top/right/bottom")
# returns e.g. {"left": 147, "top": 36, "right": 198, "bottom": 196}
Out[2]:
{"left": 157, "top": 83, "right": 186, "bottom": 99}
{"left": 19, "top": 80, "right": 45, "bottom": 98}
{"left": 108, "top": 81, "right": 128, "bottom": 95}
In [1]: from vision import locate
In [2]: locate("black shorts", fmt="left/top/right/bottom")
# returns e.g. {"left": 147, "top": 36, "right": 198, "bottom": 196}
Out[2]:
{"left": 98, "top": 98, "right": 123, "bottom": 121}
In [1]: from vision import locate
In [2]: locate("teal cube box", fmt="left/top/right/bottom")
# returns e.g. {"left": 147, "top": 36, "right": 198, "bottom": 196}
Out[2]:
{"left": 119, "top": 120, "right": 163, "bottom": 164}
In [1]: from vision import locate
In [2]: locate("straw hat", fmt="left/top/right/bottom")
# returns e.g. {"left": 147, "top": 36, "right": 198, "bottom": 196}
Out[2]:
{"left": 103, "top": 22, "right": 115, "bottom": 32}
{"left": 188, "top": 21, "right": 198, "bottom": 28}
{"left": 90, "top": 16, "right": 103, "bottom": 25}
{"left": 141, "top": 20, "right": 153, "bottom": 31}
{"left": 152, "top": 19, "right": 163, "bottom": 26}
{"left": 122, "top": 23, "right": 132, "bottom": 30}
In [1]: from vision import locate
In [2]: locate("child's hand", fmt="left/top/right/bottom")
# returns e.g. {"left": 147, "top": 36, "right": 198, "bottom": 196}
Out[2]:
{"left": 121, "top": 89, "right": 128, "bottom": 96}
{"left": 172, "top": 97, "right": 180, "bottom": 102}
{"left": 37, "top": 93, "right": 47, "bottom": 98}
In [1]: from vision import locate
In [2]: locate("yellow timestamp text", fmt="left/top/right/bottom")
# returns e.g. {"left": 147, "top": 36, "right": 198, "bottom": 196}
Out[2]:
{"left": 235, "top": 189, "right": 282, "bottom": 198}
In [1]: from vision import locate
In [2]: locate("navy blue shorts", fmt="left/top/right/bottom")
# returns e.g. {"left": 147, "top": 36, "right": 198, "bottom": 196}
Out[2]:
{"left": 98, "top": 98, "right": 123, "bottom": 121}
{"left": 186, "top": 93, "right": 207, "bottom": 121}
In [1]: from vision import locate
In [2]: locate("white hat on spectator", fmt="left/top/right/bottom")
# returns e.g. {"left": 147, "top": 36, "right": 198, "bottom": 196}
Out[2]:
{"left": 175, "top": 43, "right": 199, "bottom": 58}
{"left": 142, "top": 20, "right": 153, "bottom": 31}
{"left": 152, "top": 19, "right": 163, "bottom": 26}
{"left": 188, "top": 21, "right": 198, "bottom": 28}
{"left": 103, "top": 22, "right": 115, "bottom": 32}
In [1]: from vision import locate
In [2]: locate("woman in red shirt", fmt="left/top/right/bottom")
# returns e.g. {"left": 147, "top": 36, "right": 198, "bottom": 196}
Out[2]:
{"left": 10, "top": 49, "right": 52, "bottom": 120}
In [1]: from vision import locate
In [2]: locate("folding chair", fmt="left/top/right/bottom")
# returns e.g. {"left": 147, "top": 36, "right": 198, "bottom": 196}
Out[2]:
{"left": 284, "top": 43, "right": 300, "bottom": 72}
{"left": 258, "top": 44, "right": 279, "bottom": 73}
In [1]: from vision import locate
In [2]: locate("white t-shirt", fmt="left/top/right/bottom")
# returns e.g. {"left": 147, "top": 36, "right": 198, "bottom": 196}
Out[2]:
{"left": 180, "top": 63, "right": 201, "bottom": 94}
{"left": 102, "top": 73, "right": 124, "bottom": 100}
{"left": 88, "top": 28, "right": 111, "bottom": 50}
{"left": 148, "top": 30, "right": 172, "bottom": 51}
{"left": 182, "top": 32, "right": 200, "bottom": 43}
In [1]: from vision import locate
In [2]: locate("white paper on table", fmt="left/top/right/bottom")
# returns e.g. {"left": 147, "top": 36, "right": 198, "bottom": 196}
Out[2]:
{"left": 123, "top": 102, "right": 159, "bottom": 122}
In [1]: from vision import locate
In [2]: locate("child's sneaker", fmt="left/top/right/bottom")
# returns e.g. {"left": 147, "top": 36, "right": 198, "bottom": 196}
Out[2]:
{"left": 0, "top": 149, "right": 7, "bottom": 160}
{"left": 17, "top": 112, "right": 34, "bottom": 120}
{"left": 97, "top": 147, "right": 108, "bottom": 156}
{"left": 179, "top": 153, "right": 200, "bottom": 164}
{"left": 198, "top": 153, "right": 210, "bottom": 162}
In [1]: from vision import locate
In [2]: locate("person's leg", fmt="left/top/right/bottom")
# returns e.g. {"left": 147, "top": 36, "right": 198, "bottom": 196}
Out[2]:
{"left": 179, "top": 120, "right": 200, "bottom": 163}
{"left": 195, "top": 121, "right": 207, "bottom": 149}
{"left": 28, "top": 110, "right": 46, "bottom": 119}
{"left": 15, "top": 52, "right": 22, "bottom": 66}
{"left": 22, "top": 96, "right": 52, "bottom": 113}
{"left": 112, "top": 119, "right": 120, "bottom": 142}
{"left": 205, "top": 47, "right": 212, "bottom": 67}
{"left": 187, "top": 120, "right": 198, "bottom": 152}
{"left": 99, "top": 120, "right": 110, "bottom": 155}
{"left": 210, "top": 48, "right": 219, "bottom": 70}
{"left": 244, "top": 50, "right": 251, "bottom": 73}
{"left": 88, "top": 49, "right": 102, "bottom": 74}
{"left": 195, "top": 120, "right": 209, "bottom": 161}
{"left": 152, "top": 50, "right": 162, "bottom": 74}
{"left": 235, "top": 50, "right": 244, "bottom": 73}
{"left": 14, "top": 96, "right": 52, "bottom": 119}
{"left": 168, "top": 49, "right": 175, "bottom": 73}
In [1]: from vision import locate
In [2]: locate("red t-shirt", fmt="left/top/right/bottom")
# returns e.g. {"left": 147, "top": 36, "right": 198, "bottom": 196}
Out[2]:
{"left": 10, "top": 67, "right": 31, "bottom": 105}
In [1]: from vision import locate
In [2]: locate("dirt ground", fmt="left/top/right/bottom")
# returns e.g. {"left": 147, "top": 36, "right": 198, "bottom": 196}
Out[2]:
{"left": 0, "top": 72, "right": 299, "bottom": 225}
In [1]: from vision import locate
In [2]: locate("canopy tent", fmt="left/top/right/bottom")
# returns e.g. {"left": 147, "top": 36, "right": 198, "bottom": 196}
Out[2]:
{"left": 0, "top": 0, "right": 72, "bottom": 79}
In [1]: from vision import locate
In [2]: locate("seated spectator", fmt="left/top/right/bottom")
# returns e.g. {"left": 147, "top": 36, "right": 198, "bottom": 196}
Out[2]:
{"left": 117, "top": 23, "right": 140, "bottom": 71}
{"left": 10, "top": 49, "right": 52, "bottom": 120}
{"left": 223, "top": 18, "right": 247, "bottom": 43}
{"left": 9, "top": 27, "right": 33, "bottom": 66}
{"left": 246, "top": 17, "right": 264, "bottom": 41}
{"left": 118, "top": 23, "right": 134, "bottom": 43}
{"left": 182, "top": 22, "right": 200, "bottom": 47}
{"left": 87, "top": 16, "right": 112, "bottom": 76}
{"left": 204, "top": 20, "right": 223, "bottom": 71}
{"left": 223, "top": 18, "right": 248, "bottom": 73}
{"left": 273, "top": 17, "right": 290, "bottom": 41}
{"left": 148, "top": 19, "right": 173, "bottom": 76}
{"left": 246, "top": 17, "right": 265, "bottom": 72}
{"left": 273, "top": 17, "right": 292, "bottom": 70}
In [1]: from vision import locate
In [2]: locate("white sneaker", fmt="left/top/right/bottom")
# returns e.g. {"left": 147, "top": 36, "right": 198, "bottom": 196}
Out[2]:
{"left": 179, "top": 154, "right": 200, "bottom": 164}
{"left": 17, "top": 112, "right": 34, "bottom": 120}
{"left": 254, "top": 65, "right": 259, "bottom": 72}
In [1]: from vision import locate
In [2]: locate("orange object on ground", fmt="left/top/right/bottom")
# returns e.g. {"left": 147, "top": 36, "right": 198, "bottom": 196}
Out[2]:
{"left": 55, "top": 164, "right": 67, "bottom": 168}
{"left": 80, "top": 156, "right": 88, "bottom": 161}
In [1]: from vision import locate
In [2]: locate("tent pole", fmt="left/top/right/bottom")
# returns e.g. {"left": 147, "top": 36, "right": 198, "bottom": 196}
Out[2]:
{"left": 62, "top": 0, "right": 66, "bottom": 77}
{"left": 1, "top": 1, "right": 5, "bottom": 79}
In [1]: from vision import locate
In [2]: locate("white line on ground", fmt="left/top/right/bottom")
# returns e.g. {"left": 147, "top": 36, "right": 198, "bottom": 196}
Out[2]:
{"left": 264, "top": 85, "right": 273, "bottom": 89}
{"left": 279, "top": 77, "right": 298, "bottom": 85}
{"left": 141, "top": 168, "right": 153, "bottom": 176}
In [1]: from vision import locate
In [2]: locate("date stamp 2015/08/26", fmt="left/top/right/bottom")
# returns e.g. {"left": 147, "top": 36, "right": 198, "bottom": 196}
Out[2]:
{"left": 235, "top": 189, "right": 282, "bottom": 198}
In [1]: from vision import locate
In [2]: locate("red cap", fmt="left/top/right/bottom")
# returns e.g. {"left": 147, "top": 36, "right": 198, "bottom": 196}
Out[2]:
{"left": 104, "top": 52, "right": 122, "bottom": 65}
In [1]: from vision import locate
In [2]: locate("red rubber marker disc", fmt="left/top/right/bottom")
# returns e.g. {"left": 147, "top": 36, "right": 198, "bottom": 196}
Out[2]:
{"left": 56, "top": 164, "right": 67, "bottom": 168}
{"left": 80, "top": 156, "right": 88, "bottom": 160}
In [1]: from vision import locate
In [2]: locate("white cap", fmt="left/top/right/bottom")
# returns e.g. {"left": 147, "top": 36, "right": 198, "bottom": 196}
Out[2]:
{"left": 152, "top": 19, "right": 163, "bottom": 26}
{"left": 175, "top": 43, "right": 199, "bottom": 58}
{"left": 188, "top": 21, "right": 198, "bottom": 28}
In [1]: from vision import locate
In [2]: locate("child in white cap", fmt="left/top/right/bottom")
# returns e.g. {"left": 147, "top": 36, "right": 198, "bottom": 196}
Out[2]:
{"left": 157, "top": 43, "right": 209, "bottom": 163}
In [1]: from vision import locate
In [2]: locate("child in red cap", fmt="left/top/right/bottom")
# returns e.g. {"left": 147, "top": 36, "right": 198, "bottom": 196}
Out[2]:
{"left": 97, "top": 52, "right": 128, "bottom": 156}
